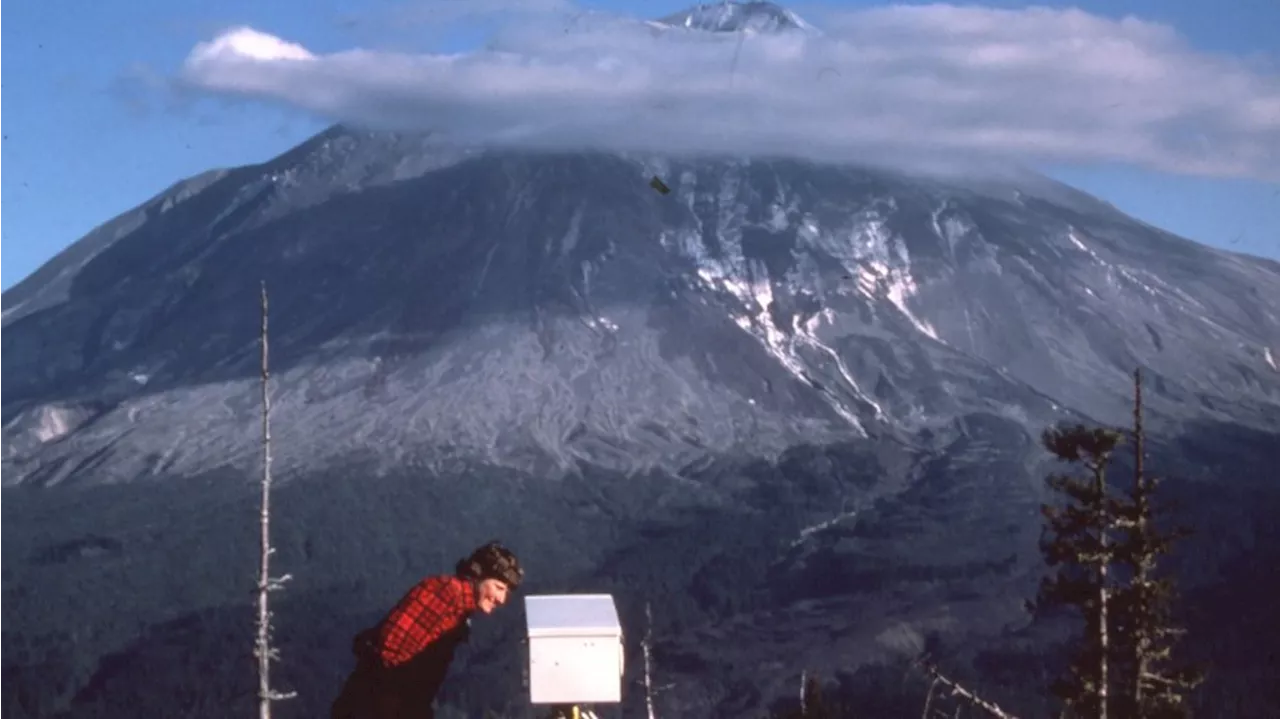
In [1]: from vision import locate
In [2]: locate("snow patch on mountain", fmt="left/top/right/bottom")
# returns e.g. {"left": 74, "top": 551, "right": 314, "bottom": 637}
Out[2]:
{"left": 660, "top": 176, "right": 949, "bottom": 426}
{"left": 686, "top": 247, "right": 872, "bottom": 430}
{"left": 656, "top": 1, "right": 817, "bottom": 35}
{"left": 1067, "top": 229, "right": 1105, "bottom": 264}
{"left": 829, "top": 205, "right": 939, "bottom": 341}
{"left": 930, "top": 205, "right": 958, "bottom": 259}
{"left": 863, "top": 260, "right": 939, "bottom": 341}
{"left": 1068, "top": 228, "right": 1159, "bottom": 298}
{"left": 724, "top": 262, "right": 879, "bottom": 430}
{"left": 34, "top": 407, "right": 78, "bottom": 443}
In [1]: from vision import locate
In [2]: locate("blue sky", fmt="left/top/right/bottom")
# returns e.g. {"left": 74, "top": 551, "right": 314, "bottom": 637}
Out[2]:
{"left": 3, "top": 0, "right": 1277, "bottom": 291}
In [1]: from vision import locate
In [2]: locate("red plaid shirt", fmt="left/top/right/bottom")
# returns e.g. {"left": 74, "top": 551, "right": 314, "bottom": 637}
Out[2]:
{"left": 376, "top": 575, "right": 477, "bottom": 667}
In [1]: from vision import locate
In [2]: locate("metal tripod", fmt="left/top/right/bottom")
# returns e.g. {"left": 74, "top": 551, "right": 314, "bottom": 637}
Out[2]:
{"left": 544, "top": 705, "right": 600, "bottom": 719}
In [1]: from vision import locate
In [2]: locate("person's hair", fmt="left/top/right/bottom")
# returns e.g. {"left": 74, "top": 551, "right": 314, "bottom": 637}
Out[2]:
{"left": 456, "top": 541, "right": 523, "bottom": 589}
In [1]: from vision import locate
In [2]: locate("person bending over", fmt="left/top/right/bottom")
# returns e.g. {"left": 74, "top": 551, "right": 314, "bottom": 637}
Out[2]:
{"left": 331, "top": 541, "right": 524, "bottom": 719}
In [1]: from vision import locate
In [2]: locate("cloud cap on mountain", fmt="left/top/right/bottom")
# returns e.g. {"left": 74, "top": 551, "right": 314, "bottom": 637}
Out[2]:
{"left": 180, "top": 2, "right": 1280, "bottom": 181}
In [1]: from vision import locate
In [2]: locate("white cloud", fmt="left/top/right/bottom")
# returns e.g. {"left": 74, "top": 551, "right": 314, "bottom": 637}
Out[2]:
{"left": 179, "top": 2, "right": 1280, "bottom": 180}
{"left": 189, "top": 27, "right": 316, "bottom": 64}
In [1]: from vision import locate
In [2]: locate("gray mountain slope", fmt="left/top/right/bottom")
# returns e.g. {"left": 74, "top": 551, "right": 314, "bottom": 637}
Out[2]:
{"left": 3, "top": 129, "right": 1278, "bottom": 488}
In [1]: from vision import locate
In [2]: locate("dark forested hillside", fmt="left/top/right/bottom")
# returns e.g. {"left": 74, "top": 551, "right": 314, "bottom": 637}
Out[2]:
{"left": 4, "top": 417, "right": 1278, "bottom": 717}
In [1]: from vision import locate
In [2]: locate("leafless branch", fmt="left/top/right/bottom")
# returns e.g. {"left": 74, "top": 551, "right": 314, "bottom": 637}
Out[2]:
{"left": 643, "top": 602, "right": 657, "bottom": 719}
{"left": 255, "top": 281, "right": 293, "bottom": 717}
{"left": 800, "top": 669, "right": 808, "bottom": 716}
{"left": 916, "top": 657, "right": 1020, "bottom": 719}
{"left": 922, "top": 677, "right": 939, "bottom": 719}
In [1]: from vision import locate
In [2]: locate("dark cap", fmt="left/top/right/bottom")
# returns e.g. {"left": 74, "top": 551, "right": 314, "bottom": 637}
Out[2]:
{"left": 457, "top": 541, "right": 524, "bottom": 589}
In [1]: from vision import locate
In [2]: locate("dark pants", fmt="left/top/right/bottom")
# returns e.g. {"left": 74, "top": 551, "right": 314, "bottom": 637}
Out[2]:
{"left": 331, "top": 625, "right": 466, "bottom": 719}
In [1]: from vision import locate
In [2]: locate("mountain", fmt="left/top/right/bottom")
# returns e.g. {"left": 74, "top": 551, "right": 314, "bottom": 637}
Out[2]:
{"left": 655, "top": 1, "right": 817, "bottom": 34}
{"left": 4, "top": 3, "right": 1280, "bottom": 717}
{"left": 4, "top": 128, "right": 1277, "bottom": 488}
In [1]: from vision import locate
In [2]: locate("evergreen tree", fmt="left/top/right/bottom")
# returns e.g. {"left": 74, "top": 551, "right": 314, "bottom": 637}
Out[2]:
{"left": 1029, "top": 423, "right": 1124, "bottom": 718}
{"left": 1031, "top": 369, "right": 1203, "bottom": 718}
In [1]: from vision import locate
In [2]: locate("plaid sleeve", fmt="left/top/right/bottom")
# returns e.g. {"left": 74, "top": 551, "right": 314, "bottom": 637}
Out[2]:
{"left": 377, "top": 576, "right": 464, "bottom": 667}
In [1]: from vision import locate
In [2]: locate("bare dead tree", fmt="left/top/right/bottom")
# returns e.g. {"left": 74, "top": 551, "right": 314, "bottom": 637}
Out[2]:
{"left": 800, "top": 669, "right": 808, "bottom": 716}
{"left": 921, "top": 678, "right": 939, "bottom": 719}
{"left": 1110, "top": 368, "right": 1203, "bottom": 717}
{"left": 255, "top": 281, "right": 295, "bottom": 717}
{"left": 643, "top": 601, "right": 657, "bottom": 719}
{"left": 1127, "top": 366, "right": 1153, "bottom": 714}
{"left": 917, "top": 657, "right": 1020, "bottom": 719}
{"left": 1099, "top": 459, "right": 1112, "bottom": 719}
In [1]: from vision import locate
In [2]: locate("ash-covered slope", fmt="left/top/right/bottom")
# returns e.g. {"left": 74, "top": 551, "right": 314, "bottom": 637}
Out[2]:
{"left": 3, "top": 126, "right": 1279, "bottom": 487}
